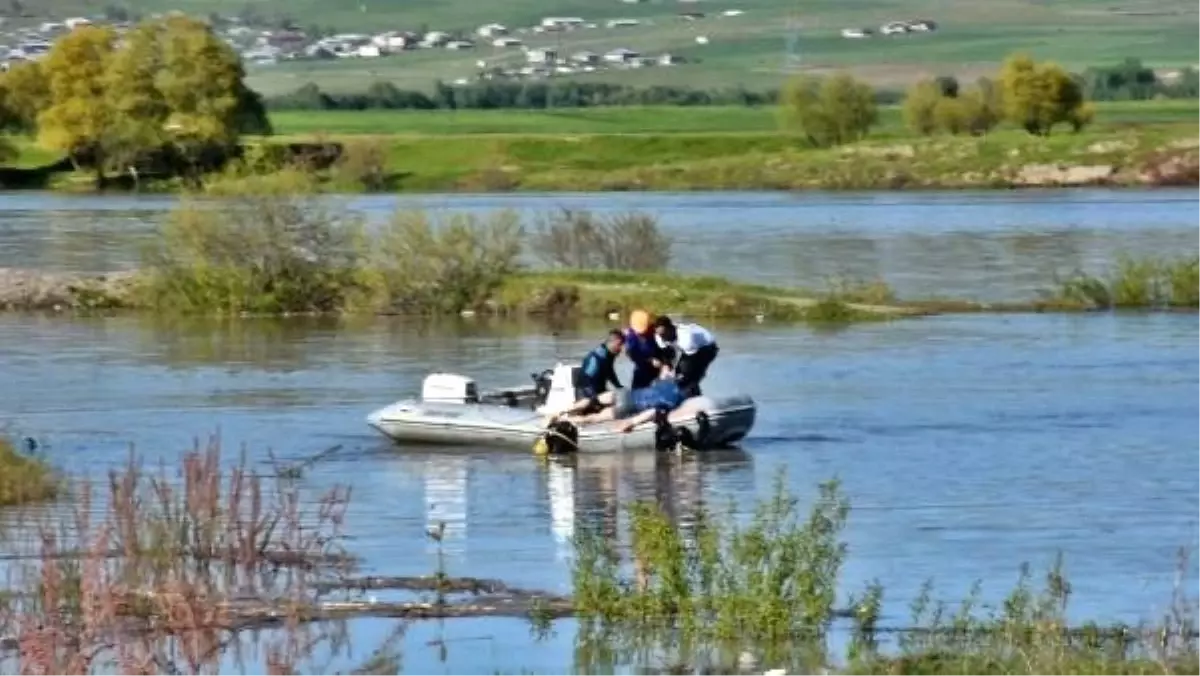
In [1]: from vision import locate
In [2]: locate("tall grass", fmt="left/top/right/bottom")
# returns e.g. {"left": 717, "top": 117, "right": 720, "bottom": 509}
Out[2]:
{"left": 0, "top": 436, "right": 59, "bottom": 507}
{"left": 571, "top": 468, "right": 1199, "bottom": 675}
{"left": 1051, "top": 256, "right": 1199, "bottom": 309}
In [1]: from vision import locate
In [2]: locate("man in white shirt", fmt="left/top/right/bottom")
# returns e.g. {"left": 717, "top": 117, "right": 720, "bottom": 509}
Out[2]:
{"left": 653, "top": 316, "right": 719, "bottom": 397}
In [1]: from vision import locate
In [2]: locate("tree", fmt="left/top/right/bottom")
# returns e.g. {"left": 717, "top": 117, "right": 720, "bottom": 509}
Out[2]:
{"left": 902, "top": 80, "right": 942, "bottom": 135}
{"left": 999, "top": 53, "right": 1089, "bottom": 135}
{"left": 779, "top": 73, "right": 877, "bottom": 147}
{"left": 36, "top": 25, "right": 118, "bottom": 179}
{"left": 102, "top": 20, "right": 170, "bottom": 174}
{"left": 0, "top": 61, "right": 49, "bottom": 133}
{"left": 903, "top": 77, "right": 1000, "bottom": 137}
{"left": 154, "top": 16, "right": 260, "bottom": 167}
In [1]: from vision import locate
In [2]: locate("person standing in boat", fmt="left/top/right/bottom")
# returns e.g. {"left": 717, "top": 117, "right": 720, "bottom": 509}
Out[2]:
{"left": 653, "top": 316, "right": 719, "bottom": 397}
{"left": 623, "top": 309, "right": 672, "bottom": 389}
{"left": 578, "top": 329, "right": 625, "bottom": 400}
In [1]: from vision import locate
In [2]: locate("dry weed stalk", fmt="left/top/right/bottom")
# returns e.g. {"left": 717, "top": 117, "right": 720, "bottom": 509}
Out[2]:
{"left": 1, "top": 435, "right": 356, "bottom": 674}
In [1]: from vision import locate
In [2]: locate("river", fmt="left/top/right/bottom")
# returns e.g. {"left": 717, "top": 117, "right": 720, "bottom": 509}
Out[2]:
{"left": 0, "top": 189, "right": 1196, "bottom": 673}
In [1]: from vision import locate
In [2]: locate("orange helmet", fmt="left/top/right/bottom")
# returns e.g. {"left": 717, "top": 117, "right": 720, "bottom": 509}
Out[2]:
{"left": 629, "top": 309, "right": 652, "bottom": 334}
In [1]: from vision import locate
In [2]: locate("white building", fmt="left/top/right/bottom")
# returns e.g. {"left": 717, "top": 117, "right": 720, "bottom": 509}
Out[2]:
{"left": 476, "top": 23, "right": 507, "bottom": 37}
{"left": 526, "top": 47, "right": 558, "bottom": 64}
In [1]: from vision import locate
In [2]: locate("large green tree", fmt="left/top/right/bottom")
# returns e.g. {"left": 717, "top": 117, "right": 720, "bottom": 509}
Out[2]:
{"left": 778, "top": 73, "right": 877, "bottom": 148}
{"left": 36, "top": 25, "right": 117, "bottom": 178}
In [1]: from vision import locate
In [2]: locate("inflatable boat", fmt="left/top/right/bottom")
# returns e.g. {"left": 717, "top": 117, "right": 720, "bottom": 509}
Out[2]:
{"left": 365, "top": 363, "right": 757, "bottom": 454}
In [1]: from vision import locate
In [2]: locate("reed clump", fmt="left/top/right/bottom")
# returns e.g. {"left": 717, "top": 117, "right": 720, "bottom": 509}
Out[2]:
{"left": 1050, "top": 256, "right": 1199, "bottom": 309}
{"left": 570, "top": 467, "right": 1199, "bottom": 675}
{"left": 0, "top": 436, "right": 59, "bottom": 507}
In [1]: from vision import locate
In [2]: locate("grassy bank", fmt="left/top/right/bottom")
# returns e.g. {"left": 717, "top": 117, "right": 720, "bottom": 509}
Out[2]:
{"left": 0, "top": 436, "right": 59, "bottom": 507}
{"left": 2, "top": 101, "right": 1196, "bottom": 193}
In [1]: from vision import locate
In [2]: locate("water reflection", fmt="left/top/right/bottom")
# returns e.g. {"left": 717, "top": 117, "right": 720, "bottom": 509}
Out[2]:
{"left": 536, "top": 450, "right": 753, "bottom": 562}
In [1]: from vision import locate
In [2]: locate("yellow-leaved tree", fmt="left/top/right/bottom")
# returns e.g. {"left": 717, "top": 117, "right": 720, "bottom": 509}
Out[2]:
{"left": 102, "top": 20, "right": 170, "bottom": 175}
{"left": 999, "top": 53, "right": 1092, "bottom": 135}
{"left": 155, "top": 16, "right": 251, "bottom": 170}
{"left": 0, "top": 61, "right": 49, "bottom": 133}
{"left": 36, "top": 25, "right": 117, "bottom": 179}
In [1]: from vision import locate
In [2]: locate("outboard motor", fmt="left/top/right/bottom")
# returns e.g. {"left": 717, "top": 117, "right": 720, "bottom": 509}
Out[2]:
{"left": 531, "top": 369, "right": 554, "bottom": 408}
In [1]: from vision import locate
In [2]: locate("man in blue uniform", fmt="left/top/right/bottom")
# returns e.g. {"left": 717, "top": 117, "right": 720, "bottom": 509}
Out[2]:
{"left": 578, "top": 329, "right": 625, "bottom": 399}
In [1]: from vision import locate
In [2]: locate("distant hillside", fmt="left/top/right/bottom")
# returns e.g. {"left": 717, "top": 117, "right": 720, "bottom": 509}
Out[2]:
{"left": 8, "top": 0, "right": 1199, "bottom": 94}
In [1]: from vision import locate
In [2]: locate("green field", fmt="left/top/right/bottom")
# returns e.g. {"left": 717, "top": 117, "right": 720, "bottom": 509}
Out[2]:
{"left": 20, "top": 0, "right": 1199, "bottom": 93}
{"left": 267, "top": 99, "right": 1200, "bottom": 136}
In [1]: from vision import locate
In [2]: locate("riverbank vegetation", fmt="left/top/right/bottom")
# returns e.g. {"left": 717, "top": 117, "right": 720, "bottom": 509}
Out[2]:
{"left": 571, "top": 469, "right": 1199, "bottom": 674}
{"left": 131, "top": 192, "right": 902, "bottom": 321}
{"left": 0, "top": 441, "right": 1192, "bottom": 673}
{"left": 0, "top": 436, "right": 59, "bottom": 507}
{"left": 1050, "top": 256, "right": 1200, "bottom": 310}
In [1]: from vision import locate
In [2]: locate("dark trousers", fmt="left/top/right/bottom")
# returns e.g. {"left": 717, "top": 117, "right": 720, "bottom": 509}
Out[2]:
{"left": 676, "top": 343, "right": 719, "bottom": 396}
{"left": 630, "top": 366, "right": 659, "bottom": 389}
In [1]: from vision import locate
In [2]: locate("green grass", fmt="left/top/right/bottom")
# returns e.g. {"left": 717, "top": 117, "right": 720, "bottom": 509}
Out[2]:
{"left": 0, "top": 437, "right": 59, "bottom": 507}
{"left": 264, "top": 100, "right": 1200, "bottom": 136}
{"left": 1049, "top": 256, "right": 1200, "bottom": 309}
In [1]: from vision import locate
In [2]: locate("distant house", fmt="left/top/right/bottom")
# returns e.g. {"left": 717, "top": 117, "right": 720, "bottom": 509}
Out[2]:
{"left": 476, "top": 23, "right": 507, "bottom": 37}
{"left": 541, "top": 17, "right": 585, "bottom": 30}
{"left": 356, "top": 44, "right": 382, "bottom": 58}
{"left": 607, "top": 19, "right": 640, "bottom": 28}
{"left": 571, "top": 50, "right": 600, "bottom": 64}
{"left": 905, "top": 19, "right": 937, "bottom": 31}
{"left": 658, "top": 53, "right": 685, "bottom": 65}
{"left": 420, "top": 31, "right": 451, "bottom": 47}
{"left": 64, "top": 17, "right": 92, "bottom": 30}
{"left": 721, "top": 9, "right": 744, "bottom": 17}
{"left": 304, "top": 44, "right": 337, "bottom": 59}
{"left": 695, "top": 35, "right": 710, "bottom": 44}
{"left": 879, "top": 21, "right": 908, "bottom": 35}
{"left": 841, "top": 27, "right": 873, "bottom": 39}
{"left": 527, "top": 47, "right": 558, "bottom": 64}
{"left": 679, "top": 12, "right": 705, "bottom": 20}
{"left": 604, "top": 48, "right": 639, "bottom": 64}
{"left": 445, "top": 40, "right": 474, "bottom": 50}
{"left": 492, "top": 37, "right": 523, "bottom": 47}
{"left": 373, "top": 31, "right": 415, "bottom": 49}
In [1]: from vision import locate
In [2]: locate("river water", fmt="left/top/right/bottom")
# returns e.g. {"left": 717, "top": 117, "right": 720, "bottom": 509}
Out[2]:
{"left": 0, "top": 189, "right": 1197, "bottom": 673}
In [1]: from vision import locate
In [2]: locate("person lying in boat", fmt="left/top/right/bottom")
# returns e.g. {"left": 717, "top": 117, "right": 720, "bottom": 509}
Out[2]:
{"left": 578, "top": 329, "right": 625, "bottom": 400}
{"left": 548, "top": 377, "right": 688, "bottom": 434}
{"left": 653, "top": 316, "right": 719, "bottom": 397}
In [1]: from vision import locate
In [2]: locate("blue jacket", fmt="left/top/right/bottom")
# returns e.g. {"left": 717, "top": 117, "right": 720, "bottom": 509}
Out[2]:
{"left": 623, "top": 328, "right": 661, "bottom": 371}
{"left": 579, "top": 343, "right": 622, "bottom": 398}
{"left": 630, "top": 379, "right": 686, "bottom": 413}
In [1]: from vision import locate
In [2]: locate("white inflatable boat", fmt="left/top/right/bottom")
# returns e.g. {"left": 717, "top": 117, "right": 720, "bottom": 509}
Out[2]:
{"left": 365, "top": 363, "right": 757, "bottom": 453}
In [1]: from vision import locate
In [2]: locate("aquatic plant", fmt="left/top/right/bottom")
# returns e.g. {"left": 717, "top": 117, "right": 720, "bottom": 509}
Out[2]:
{"left": 569, "top": 467, "right": 1199, "bottom": 675}
{"left": 0, "top": 436, "right": 59, "bottom": 507}
{"left": 1050, "top": 255, "right": 1200, "bottom": 309}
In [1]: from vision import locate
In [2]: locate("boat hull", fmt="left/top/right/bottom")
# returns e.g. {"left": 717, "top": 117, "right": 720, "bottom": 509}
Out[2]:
{"left": 366, "top": 394, "right": 756, "bottom": 453}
